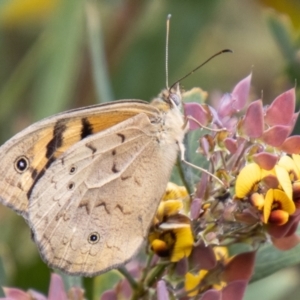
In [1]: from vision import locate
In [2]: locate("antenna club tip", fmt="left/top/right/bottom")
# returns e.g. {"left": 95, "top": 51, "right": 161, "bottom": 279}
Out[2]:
{"left": 222, "top": 49, "right": 233, "bottom": 53}
{"left": 167, "top": 14, "right": 172, "bottom": 19}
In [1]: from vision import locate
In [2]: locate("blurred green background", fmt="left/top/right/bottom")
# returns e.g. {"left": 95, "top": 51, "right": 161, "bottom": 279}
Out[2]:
{"left": 0, "top": 0, "right": 300, "bottom": 299}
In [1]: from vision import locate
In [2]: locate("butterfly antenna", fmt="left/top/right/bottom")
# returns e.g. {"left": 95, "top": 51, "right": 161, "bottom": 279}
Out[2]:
{"left": 166, "top": 14, "right": 171, "bottom": 90}
{"left": 169, "top": 49, "right": 233, "bottom": 91}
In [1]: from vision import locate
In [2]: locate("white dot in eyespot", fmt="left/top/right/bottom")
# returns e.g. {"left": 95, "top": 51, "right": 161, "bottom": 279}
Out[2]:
{"left": 14, "top": 156, "right": 29, "bottom": 173}
{"left": 88, "top": 232, "right": 100, "bottom": 244}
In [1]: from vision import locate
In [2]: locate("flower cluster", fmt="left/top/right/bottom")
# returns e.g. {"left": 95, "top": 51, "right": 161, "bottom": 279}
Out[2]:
{"left": 151, "top": 74, "right": 300, "bottom": 299}
{"left": 100, "top": 74, "right": 300, "bottom": 299}
{"left": 149, "top": 182, "right": 194, "bottom": 262}
{"left": 180, "top": 74, "right": 300, "bottom": 298}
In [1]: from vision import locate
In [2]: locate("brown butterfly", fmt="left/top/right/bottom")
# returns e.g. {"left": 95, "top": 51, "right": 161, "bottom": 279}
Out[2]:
{"left": 0, "top": 84, "right": 187, "bottom": 276}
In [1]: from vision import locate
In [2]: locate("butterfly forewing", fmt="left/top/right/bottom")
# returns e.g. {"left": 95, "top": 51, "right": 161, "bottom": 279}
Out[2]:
{"left": 0, "top": 100, "right": 158, "bottom": 218}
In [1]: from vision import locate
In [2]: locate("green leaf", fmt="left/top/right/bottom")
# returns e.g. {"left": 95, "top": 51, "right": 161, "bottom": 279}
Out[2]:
{"left": 0, "top": 33, "right": 46, "bottom": 124}
{"left": 93, "top": 270, "right": 123, "bottom": 299}
{"left": 266, "top": 11, "right": 295, "bottom": 61}
{"left": 58, "top": 271, "right": 83, "bottom": 290}
{"left": 251, "top": 237, "right": 300, "bottom": 282}
{"left": 32, "top": 0, "right": 84, "bottom": 119}
{"left": 0, "top": 257, "right": 6, "bottom": 297}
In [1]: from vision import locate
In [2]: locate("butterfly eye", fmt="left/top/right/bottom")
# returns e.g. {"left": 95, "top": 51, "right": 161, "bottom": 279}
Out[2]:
{"left": 68, "top": 182, "right": 75, "bottom": 190}
{"left": 14, "top": 156, "right": 29, "bottom": 173}
{"left": 69, "top": 166, "right": 77, "bottom": 175}
{"left": 169, "top": 93, "right": 181, "bottom": 106}
{"left": 88, "top": 232, "right": 100, "bottom": 244}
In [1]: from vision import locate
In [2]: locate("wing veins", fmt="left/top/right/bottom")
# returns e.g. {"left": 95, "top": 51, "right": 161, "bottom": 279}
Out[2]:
{"left": 37, "top": 137, "right": 156, "bottom": 273}
{"left": 30, "top": 126, "right": 153, "bottom": 210}
{"left": 35, "top": 134, "right": 153, "bottom": 236}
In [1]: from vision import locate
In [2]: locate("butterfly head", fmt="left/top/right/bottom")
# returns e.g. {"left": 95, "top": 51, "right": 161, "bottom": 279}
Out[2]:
{"left": 152, "top": 83, "right": 183, "bottom": 112}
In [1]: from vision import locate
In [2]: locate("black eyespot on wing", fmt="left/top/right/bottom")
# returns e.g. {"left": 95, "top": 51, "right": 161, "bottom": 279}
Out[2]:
{"left": 14, "top": 156, "right": 29, "bottom": 173}
{"left": 88, "top": 232, "right": 100, "bottom": 244}
{"left": 69, "top": 166, "right": 77, "bottom": 175}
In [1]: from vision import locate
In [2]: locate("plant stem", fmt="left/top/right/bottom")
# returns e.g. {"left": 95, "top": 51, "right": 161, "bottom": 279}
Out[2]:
{"left": 145, "top": 263, "right": 167, "bottom": 288}
{"left": 118, "top": 266, "right": 138, "bottom": 290}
